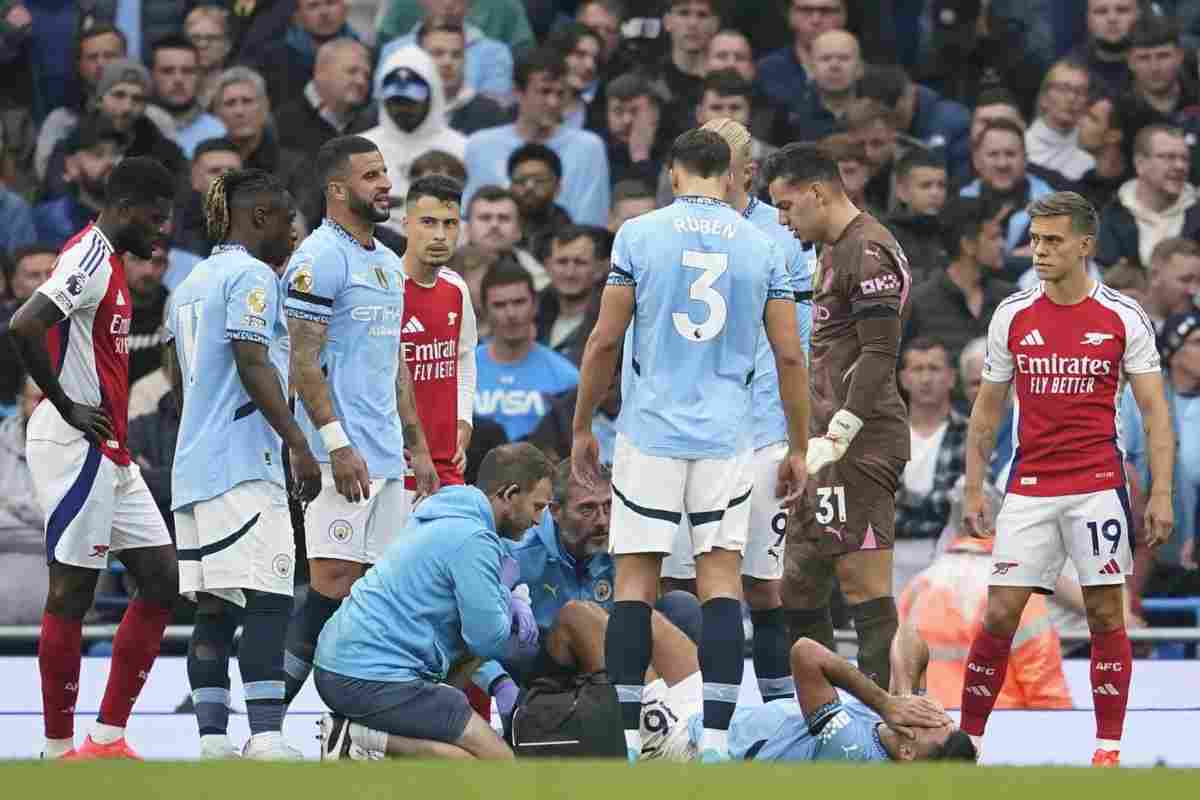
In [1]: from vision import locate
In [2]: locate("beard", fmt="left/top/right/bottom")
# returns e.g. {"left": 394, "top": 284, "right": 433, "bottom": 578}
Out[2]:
{"left": 117, "top": 227, "right": 155, "bottom": 259}
{"left": 348, "top": 190, "right": 390, "bottom": 224}
{"left": 1094, "top": 35, "right": 1131, "bottom": 55}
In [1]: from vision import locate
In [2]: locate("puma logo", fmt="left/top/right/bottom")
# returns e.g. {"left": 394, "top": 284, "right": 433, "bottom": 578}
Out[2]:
{"left": 543, "top": 584, "right": 559, "bottom": 598}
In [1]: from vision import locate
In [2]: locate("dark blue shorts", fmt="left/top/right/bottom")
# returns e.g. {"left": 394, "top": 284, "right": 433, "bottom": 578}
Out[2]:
{"left": 314, "top": 667, "right": 472, "bottom": 744}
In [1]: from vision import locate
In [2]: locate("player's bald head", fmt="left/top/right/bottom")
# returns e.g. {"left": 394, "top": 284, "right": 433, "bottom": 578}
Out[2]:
{"left": 811, "top": 29, "right": 859, "bottom": 60}
{"left": 315, "top": 36, "right": 369, "bottom": 71}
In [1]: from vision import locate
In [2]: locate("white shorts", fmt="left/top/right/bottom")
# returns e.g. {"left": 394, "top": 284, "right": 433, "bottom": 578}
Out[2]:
{"left": 610, "top": 434, "right": 753, "bottom": 559}
{"left": 176, "top": 480, "right": 295, "bottom": 607}
{"left": 990, "top": 488, "right": 1134, "bottom": 593}
{"left": 28, "top": 438, "right": 170, "bottom": 569}
{"left": 662, "top": 442, "right": 788, "bottom": 581}
{"left": 303, "top": 463, "right": 410, "bottom": 563}
{"left": 639, "top": 671, "right": 702, "bottom": 762}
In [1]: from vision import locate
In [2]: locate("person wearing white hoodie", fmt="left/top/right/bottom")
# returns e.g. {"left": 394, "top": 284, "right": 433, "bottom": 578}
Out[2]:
{"left": 362, "top": 44, "right": 467, "bottom": 235}
{"left": 1096, "top": 124, "right": 1200, "bottom": 269}
{"left": 1025, "top": 61, "right": 1096, "bottom": 184}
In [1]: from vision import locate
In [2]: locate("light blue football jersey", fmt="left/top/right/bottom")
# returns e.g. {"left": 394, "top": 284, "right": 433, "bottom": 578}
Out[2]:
{"left": 283, "top": 220, "right": 407, "bottom": 479}
{"left": 744, "top": 196, "right": 815, "bottom": 450}
{"left": 609, "top": 195, "right": 791, "bottom": 460}
{"left": 167, "top": 244, "right": 288, "bottom": 509}
{"left": 712, "top": 698, "right": 889, "bottom": 762}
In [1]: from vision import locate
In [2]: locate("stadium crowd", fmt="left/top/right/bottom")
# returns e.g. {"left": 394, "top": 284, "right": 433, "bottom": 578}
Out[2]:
{"left": 0, "top": 0, "right": 1198, "bottom": 765}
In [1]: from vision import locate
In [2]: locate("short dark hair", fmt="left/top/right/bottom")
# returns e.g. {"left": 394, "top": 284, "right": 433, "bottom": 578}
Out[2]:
{"left": 1130, "top": 14, "right": 1179, "bottom": 50}
{"left": 515, "top": 47, "right": 566, "bottom": 90}
{"left": 1027, "top": 190, "right": 1099, "bottom": 237}
{"left": 1150, "top": 236, "right": 1200, "bottom": 269}
{"left": 411, "top": 149, "right": 467, "bottom": 183}
{"left": 79, "top": 22, "right": 127, "bottom": 51}
{"left": 974, "top": 87, "right": 1021, "bottom": 111}
{"left": 481, "top": 256, "right": 535, "bottom": 305}
{"left": 901, "top": 335, "right": 949, "bottom": 366}
{"left": 929, "top": 729, "right": 978, "bottom": 762}
{"left": 974, "top": 118, "right": 1026, "bottom": 151}
{"left": 10, "top": 243, "right": 61, "bottom": 268}
{"left": 508, "top": 143, "right": 563, "bottom": 180}
{"left": 549, "top": 223, "right": 598, "bottom": 253}
{"left": 468, "top": 184, "right": 518, "bottom": 217}
{"left": 762, "top": 141, "right": 842, "bottom": 188}
{"left": 417, "top": 20, "right": 465, "bottom": 45}
{"left": 193, "top": 137, "right": 240, "bottom": 161}
{"left": 895, "top": 149, "right": 947, "bottom": 182}
{"left": 150, "top": 34, "right": 197, "bottom": 63}
{"left": 858, "top": 63, "right": 911, "bottom": 109}
{"left": 406, "top": 174, "right": 463, "bottom": 208}
{"left": 667, "top": 0, "right": 721, "bottom": 15}
{"left": 669, "top": 128, "right": 731, "bottom": 179}
{"left": 105, "top": 156, "right": 176, "bottom": 209}
{"left": 702, "top": 69, "right": 753, "bottom": 101}
{"left": 1133, "top": 123, "right": 1186, "bottom": 157}
{"left": 476, "top": 443, "right": 555, "bottom": 497}
{"left": 611, "top": 178, "right": 655, "bottom": 207}
{"left": 316, "top": 135, "right": 380, "bottom": 189}
{"left": 545, "top": 21, "right": 602, "bottom": 58}
{"left": 606, "top": 72, "right": 664, "bottom": 104}
{"left": 941, "top": 197, "right": 990, "bottom": 259}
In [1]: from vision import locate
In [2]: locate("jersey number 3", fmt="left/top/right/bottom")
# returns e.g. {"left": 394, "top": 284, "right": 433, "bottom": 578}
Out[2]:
{"left": 673, "top": 250, "right": 728, "bottom": 342}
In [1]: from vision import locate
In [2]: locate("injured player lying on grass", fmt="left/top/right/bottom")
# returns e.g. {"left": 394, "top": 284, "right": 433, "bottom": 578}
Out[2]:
{"left": 319, "top": 598, "right": 973, "bottom": 763}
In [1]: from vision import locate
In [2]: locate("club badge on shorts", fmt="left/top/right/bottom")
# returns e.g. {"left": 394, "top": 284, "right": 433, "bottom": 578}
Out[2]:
{"left": 272, "top": 553, "right": 293, "bottom": 579}
{"left": 329, "top": 519, "right": 353, "bottom": 544}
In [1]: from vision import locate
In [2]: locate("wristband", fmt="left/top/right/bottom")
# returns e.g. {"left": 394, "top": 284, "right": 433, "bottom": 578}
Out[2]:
{"left": 319, "top": 420, "right": 351, "bottom": 452}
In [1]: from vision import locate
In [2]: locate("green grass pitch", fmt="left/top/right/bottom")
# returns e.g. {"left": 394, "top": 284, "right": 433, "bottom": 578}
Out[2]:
{"left": 1, "top": 761, "right": 1196, "bottom": 799}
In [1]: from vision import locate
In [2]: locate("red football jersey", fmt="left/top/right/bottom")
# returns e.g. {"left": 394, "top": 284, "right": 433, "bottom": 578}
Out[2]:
{"left": 983, "top": 283, "right": 1160, "bottom": 497}
{"left": 29, "top": 225, "right": 133, "bottom": 465}
{"left": 401, "top": 268, "right": 477, "bottom": 489}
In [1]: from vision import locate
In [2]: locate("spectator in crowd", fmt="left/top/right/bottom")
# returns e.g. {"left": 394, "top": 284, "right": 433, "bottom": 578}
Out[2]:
{"left": 209, "top": 66, "right": 315, "bottom": 226}
{"left": 275, "top": 38, "right": 376, "bottom": 161}
{"left": 576, "top": 0, "right": 624, "bottom": 69}
{"left": 686, "top": 70, "right": 777, "bottom": 196}
{"left": 1104, "top": 258, "right": 1150, "bottom": 306}
{"left": 1115, "top": 16, "right": 1200, "bottom": 180}
{"left": 507, "top": 143, "right": 570, "bottom": 257}
{"left": 844, "top": 99, "right": 900, "bottom": 212}
{"left": 1120, "top": 309, "right": 1200, "bottom": 593}
{"left": 0, "top": 2, "right": 56, "bottom": 123}
{"left": 32, "top": 116, "right": 125, "bottom": 247}
{"left": 1141, "top": 237, "right": 1200, "bottom": 329}
{"left": 43, "top": 60, "right": 187, "bottom": 200}
{"left": 1075, "top": 96, "right": 1129, "bottom": 209}
{"left": 545, "top": 22, "right": 602, "bottom": 130}
{"left": 184, "top": 4, "right": 234, "bottom": 103}
{"left": 952, "top": 337, "right": 1013, "bottom": 490}
{"left": 1026, "top": 60, "right": 1096, "bottom": 184}
{"left": 173, "top": 137, "right": 244, "bottom": 262}
{"left": 1096, "top": 124, "right": 1200, "bottom": 269}
{"left": 959, "top": 119, "right": 1054, "bottom": 261}
{"left": 535, "top": 225, "right": 599, "bottom": 352}
{"left": 34, "top": 23, "right": 126, "bottom": 181}
{"left": 885, "top": 149, "right": 949, "bottom": 286}
{"left": 0, "top": 121, "right": 35, "bottom": 257}
{"left": 529, "top": 347, "right": 620, "bottom": 464}
{"left": 782, "top": 29, "right": 863, "bottom": 143}
{"left": 475, "top": 261, "right": 579, "bottom": 441}
{"left": 465, "top": 185, "right": 549, "bottom": 289}
{"left": 85, "top": 0, "right": 194, "bottom": 63}
{"left": 0, "top": 244, "right": 54, "bottom": 406}
{"left": 656, "top": 0, "right": 721, "bottom": 132}
{"left": 0, "top": 375, "right": 47, "bottom": 625}
{"left": 756, "top": 0, "right": 846, "bottom": 114}
{"left": 895, "top": 522, "right": 1073, "bottom": 711}
{"left": 419, "top": 21, "right": 512, "bottom": 136}
{"left": 608, "top": 178, "right": 657, "bottom": 232}
{"left": 365, "top": 45, "right": 467, "bottom": 232}
{"left": 219, "top": 0, "right": 299, "bottom": 63}
{"left": 967, "top": 88, "right": 1026, "bottom": 147}
{"left": 894, "top": 337, "right": 969, "bottom": 586}
{"left": 463, "top": 48, "right": 610, "bottom": 226}
{"left": 124, "top": 243, "right": 170, "bottom": 386}
{"left": 128, "top": 351, "right": 180, "bottom": 532}
{"left": 379, "top": 0, "right": 515, "bottom": 99}
{"left": 818, "top": 133, "right": 874, "bottom": 213}
{"left": 148, "top": 35, "right": 227, "bottom": 159}
{"left": 1070, "top": 0, "right": 1139, "bottom": 100}
{"left": 603, "top": 72, "right": 671, "bottom": 186}
{"left": 378, "top": 0, "right": 536, "bottom": 62}
{"left": 905, "top": 198, "right": 1014, "bottom": 361}
{"left": 410, "top": 148, "right": 468, "bottom": 183}
{"left": 251, "top": 0, "right": 364, "bottom": 104}
{"left": 703, "top": 29, "right": 785, "bottom": 147}
{"left": 858, "top": 63, "right": 972, "bottom": 182}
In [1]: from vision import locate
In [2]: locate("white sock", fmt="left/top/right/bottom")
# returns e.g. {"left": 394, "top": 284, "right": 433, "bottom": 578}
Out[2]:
{"left": 91, "top": 722, "right": 124, "bottom": 745}
{"left": 200, "top": 734, "right": 232, "bottom": 749}
{"left": 1097, "top": 738, "right": 1121, "bottom": 752}
{"left": 249, "top": 731, "right": 281, "bottom": 745}
{"left": 623, "top": 729, "right": 641, "bottom": 755}
{"left": 43, "top": 738, "right": 73, "bottom": 758}
{"left": 350, "top": 722, "right": 388, "bottom": 755}
{"left": 701, "top": 728, "right": 728, "bottom": 754}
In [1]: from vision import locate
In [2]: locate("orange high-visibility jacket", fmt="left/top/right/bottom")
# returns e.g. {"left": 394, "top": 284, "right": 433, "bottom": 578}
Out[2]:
{"left": 898, "top": 537, "right": 1073, "bottom": 710}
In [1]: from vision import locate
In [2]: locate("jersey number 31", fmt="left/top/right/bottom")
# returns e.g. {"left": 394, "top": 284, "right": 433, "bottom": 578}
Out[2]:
{"left": 673, "top": 250, "right": 728, "bottom": 342}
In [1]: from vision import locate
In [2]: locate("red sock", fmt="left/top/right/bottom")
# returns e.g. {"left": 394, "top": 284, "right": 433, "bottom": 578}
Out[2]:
{"left": 1090, "top": 628, "right": 1132, "bottom": 743}
{"left": 98, "top": 599, "right": 171, "bottom": 728}
{"left": 39, "top": 613, "right": 84, "bottom": 740}
{"left": 959, "top": 628, "right": 1013, "bottom": 736}
{"left": 466, "top": 683, "right": 491, "bottom": 722}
